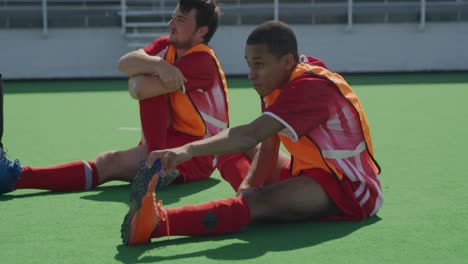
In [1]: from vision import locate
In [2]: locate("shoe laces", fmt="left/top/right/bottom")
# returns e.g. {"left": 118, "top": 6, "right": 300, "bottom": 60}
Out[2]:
{"left": 12, "top": 159, "right": 22, "bottom": 174}
{"left": 156, "top": 199, "right": 170, "bottom": 236}
{"left": 0, "top": 148, "right": 7, "bottom": 163}
{"left": 157, "top": 170, "right": 181, "bottom": 189}
{"left": 0, "top": 149, "right": 21, "bottom": 174}
{"left": 1, "top": 148, "right": 22, "bottom": 172}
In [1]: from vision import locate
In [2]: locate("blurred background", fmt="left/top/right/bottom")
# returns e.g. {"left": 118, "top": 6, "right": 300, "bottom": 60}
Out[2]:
{"left": 1, "top": 0, "right": 467, "bottom": 80}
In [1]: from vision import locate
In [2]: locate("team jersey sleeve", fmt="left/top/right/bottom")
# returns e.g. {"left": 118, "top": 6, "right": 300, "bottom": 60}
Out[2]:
{"left": 173, "top": 52, "right": 218, "bottom": 93}
{"left": 263, "top": 75, "right": 336, "bottom": 141}
{"left": 143, "top": 36, "right": 170, "bottom": 56}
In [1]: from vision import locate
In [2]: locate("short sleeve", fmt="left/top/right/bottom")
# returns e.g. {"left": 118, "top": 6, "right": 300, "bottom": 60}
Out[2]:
{"left": 173, "top": 52, "right": 218, "bottom": 93}
{"left": 143, "top": 36, "right": 170, "bottom": 56}
{"left": 264, "top": 75, "right": 336, "bottom": 141}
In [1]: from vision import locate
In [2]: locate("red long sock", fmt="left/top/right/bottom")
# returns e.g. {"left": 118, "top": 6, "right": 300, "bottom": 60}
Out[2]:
{"left": 216, "top": 154, "right": 251, "bottom": 192}
{"left": 15, "top": 161, "right": 99, "bottom": 191}
{"left": 151, "top": 197, "right": 251, "bottom": 238}
{"left": 139, "top": 96, "right": 168, "bottom": 151}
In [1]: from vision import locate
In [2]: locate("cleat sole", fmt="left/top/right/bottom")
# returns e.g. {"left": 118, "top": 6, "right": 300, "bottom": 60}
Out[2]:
{"left": 121, "top": 166, "right": 158, "bottom": 245}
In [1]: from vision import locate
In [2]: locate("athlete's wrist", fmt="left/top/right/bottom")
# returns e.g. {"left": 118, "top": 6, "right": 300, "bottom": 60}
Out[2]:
{"left": 153, "top": 58, "right": 171, "bottom": 74}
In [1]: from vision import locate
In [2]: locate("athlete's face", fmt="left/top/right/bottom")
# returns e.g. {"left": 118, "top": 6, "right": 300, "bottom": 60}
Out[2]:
{"left": 168, "top": 6, "right": 206, "bottom": 50}
{"left": 245, "top": 44, "right": 295, "bottom": 97}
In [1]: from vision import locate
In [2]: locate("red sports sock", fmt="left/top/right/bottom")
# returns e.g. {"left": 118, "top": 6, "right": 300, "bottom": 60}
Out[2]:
{"left": 139, "top": 96, "right": 169, "bottom": 152}
{"left": 151, "top": 197, "right": 251, "bottom": 238}
{"left": 15, "top": 161, "right": 99, "bottom": 191}
{"left": 216, "top": 154, "right": 251, "bottom": 192}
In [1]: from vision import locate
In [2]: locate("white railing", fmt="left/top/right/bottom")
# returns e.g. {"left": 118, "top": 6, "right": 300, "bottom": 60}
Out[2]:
{"left": 1, "top": 0, "right": 467, "bottom": 35}
{"left": 42, "top": 0, "right": 47, "bottom": 35}
{"left": 0, "top": 0, "right": 121, "bottom": 36}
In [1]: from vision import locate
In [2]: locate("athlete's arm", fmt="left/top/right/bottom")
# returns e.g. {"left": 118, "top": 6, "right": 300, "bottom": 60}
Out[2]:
{"left": 128, "top": 52, "right": 219, "bottom": 99}
{"left": 127, "top": 74, "right": 180, "bottom": 99}
{"left": 118, "top": 49, "right": 186, "bottom": 91}
{"left": 147, "top": 114, "right": 285, "bottom": 170}
{"left": 117, "top": 49, "right": 163, "bottom": 76}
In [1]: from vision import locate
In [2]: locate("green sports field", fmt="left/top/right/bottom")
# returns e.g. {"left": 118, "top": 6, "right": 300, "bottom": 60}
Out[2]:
{"left": 1, "top": 73, "right": 468, "bottom": 264}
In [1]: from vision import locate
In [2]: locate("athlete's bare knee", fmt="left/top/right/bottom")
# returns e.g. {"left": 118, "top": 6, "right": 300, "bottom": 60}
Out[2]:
{"left": 95, "top": 150, "right": 121, "bottom": 182}
{"left": 243, "top": 144, "right": 261, "bottom": 161}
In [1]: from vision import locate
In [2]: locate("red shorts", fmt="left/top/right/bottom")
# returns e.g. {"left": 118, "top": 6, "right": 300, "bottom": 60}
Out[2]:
{"left": 279, "top": 159, "right": 381, "bottom": 221}
{"left": 146, "top": 127, "right": 215, "bottom": 183}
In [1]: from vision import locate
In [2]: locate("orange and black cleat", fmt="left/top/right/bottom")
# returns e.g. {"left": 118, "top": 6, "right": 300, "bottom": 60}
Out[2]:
{"left": 121, "top": 159, "right": 168, "bottom": 245}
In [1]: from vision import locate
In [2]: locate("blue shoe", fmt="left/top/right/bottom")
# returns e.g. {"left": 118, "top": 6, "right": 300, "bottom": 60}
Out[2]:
{"left": 0, "top": 148, "right": 22, "bottom": 194}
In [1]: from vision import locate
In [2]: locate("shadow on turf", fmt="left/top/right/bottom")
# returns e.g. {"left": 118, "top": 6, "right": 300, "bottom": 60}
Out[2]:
{"left": 0, "top": 190, "right": 75, "bottom": 200}
{"left": 80, "top": 178, "right": 221, "bottom": 205}
{"left": 114, "top": 216, "right": 381, "bottom": 263}
{"left": 0, "top": 178, "right": 221, "bottom": 205}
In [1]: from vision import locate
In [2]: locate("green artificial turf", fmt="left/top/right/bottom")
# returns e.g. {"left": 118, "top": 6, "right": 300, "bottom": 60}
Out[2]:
{"left": 1, "top": 73, "right": 467, "bottom": 263}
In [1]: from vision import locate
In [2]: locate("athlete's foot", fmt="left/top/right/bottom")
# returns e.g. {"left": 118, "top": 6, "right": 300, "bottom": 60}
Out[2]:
{"left": 0, "top": 148, "right": 22, "bottom": 195}
{"left": 121, "top": 159, "right": 168, "bottom": 245}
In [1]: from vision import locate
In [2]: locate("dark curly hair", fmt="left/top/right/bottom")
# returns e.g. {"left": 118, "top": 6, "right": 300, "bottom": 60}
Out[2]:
{"left": 246, "top": 20, "right": 299, "bottom": 63}
{"left": 179, "top": 0, "right": 220, "bottom": 43}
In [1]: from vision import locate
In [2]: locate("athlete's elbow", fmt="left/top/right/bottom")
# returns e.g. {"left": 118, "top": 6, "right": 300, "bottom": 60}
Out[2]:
{"left": 129, "top": 86, "right": 150, "bottom": 100}
{"left": 228, "top": 126, "right": 263, "bottom": 152}
{"left": 117, "top": 55, "right": 137, "bottom": 77}
{"left": 117, "top": 56, "right": 128, "bottom": 74}
{"left": 128, "top": 77, "right": 144, "bottom": 100}
{"left": 241, "top": 135, "right": 262, "bottom": 152}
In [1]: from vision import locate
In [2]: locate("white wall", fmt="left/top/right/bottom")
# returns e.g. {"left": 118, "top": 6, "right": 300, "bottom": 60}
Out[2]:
{"left": 212, "top": 23, "right": 468, "bottom": 74}
{"left": 0, "top": 28, "right": 129, "bottom": 79}
{"left": 1, "top": 23, "right": 467, "bottom": 80}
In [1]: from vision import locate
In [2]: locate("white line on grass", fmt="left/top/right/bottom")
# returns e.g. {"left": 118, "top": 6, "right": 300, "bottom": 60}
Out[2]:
{"left": 118, "top": 127, "right": 141, "bottom": 131}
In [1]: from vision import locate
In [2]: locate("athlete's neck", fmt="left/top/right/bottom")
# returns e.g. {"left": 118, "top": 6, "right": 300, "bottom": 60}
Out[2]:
{"left": 175, "top": 40, "right": 205, "bottom": 60}
{"left": 176, "top": 48, "right": 189, "bottom": 60}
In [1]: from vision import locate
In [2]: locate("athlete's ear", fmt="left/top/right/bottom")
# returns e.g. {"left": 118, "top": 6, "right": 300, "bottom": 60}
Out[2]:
{"left": 197, "top": 26, "right": 209, "bottom": 40}
{"left": 281, "top": 53, "right": 296, "bottom": 71}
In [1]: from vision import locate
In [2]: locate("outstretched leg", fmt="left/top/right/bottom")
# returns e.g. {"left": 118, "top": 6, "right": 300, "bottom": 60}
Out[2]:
{"left": 121, "top": 159, "right": 165, "bottom": 245}
{"left": 2, "top": 144, "right": 148, "bottom": 194}
{"left": 121, "top": 167, "right": 343, "bottom": 246}
{"left": 0, "top": 76, "right": 23, "bottom": 194}
{"left": 0, "top": 73, "right": 4, "bottom": 149}
{"left": 121, "top": 160, "right": 251, "bottom": 245}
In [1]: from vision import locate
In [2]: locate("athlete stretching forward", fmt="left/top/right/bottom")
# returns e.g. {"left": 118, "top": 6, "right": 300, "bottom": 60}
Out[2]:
{"left": 121, "top": 20, "right": 384, "bottom": 246}
{"left": 0, "top": 0, "right": 234, "bottom": 195}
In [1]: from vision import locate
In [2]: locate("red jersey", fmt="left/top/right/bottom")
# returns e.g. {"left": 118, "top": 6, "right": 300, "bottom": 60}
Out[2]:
{"left": 262, "top": 57, "right": 383, "bottom": 217}
{"left": 143, "top": 36, "right": 229, "bottom": 137}
{"left": 144, "top": 36, "right": 219, "bottom": 94}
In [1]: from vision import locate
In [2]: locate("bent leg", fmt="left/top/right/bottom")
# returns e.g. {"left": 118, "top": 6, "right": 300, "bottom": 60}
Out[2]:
{"left": 216, "top": 145, "right": 291, "bottom": 192}
{"left": 139, "top": 95, "right": 169, "bottom": 152}
{"left": 242, "top": 175, "right": 341, "bottom": 222}
{"left": 215, "top": 153, "right": 250, "bottom": 191}
{"left": 243, "top": 145, "right": 290, "bottom": 184}
{"left": 166, "top": 127, "right": 215, "bottom": 183}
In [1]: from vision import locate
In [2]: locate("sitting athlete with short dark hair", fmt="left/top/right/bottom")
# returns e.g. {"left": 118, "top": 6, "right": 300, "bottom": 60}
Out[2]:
{"left": 0, "top": 0, "right": 234, "bottom": 195}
